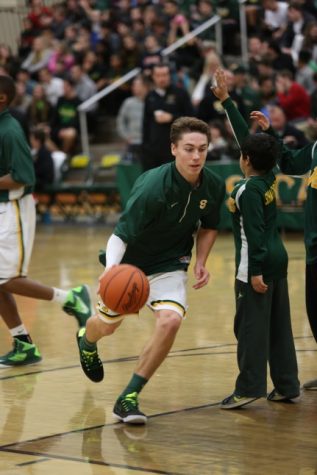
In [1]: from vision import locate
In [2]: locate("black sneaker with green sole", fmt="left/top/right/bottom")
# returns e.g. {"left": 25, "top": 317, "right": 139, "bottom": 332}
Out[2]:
{"left": 0, "top": 338, "right": 42, "bottom": 367}
{"left": 63, "top": 285, "right": 92, "bottom": 328}
{"left": 113, "top": 392, "right": 147, "bottom": 424}
{"left": 76, "top": 328, "right": 104, "bottom": 382}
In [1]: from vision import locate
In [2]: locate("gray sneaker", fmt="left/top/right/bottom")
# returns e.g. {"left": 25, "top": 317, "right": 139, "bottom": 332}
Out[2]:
{"left": 267, "top": 388, "right": 300, "bottom": 403}
{"left": 303, "top": 379, "right": 317, "bottom": 390}
{"left": 220, "top": 393, "right": 260, "bottom": 409}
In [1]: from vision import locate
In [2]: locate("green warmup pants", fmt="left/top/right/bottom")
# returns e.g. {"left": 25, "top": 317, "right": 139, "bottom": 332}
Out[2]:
{"left": 234, "top": 277, "right": 300, "bottom": 398}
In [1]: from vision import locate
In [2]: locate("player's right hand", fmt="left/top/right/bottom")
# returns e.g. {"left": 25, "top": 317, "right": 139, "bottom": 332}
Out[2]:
{"left": 251, "top": 275, "right": 268, "bottom": 293}
{"left": 249, "top": 111, "right": 270, "bottom": 131}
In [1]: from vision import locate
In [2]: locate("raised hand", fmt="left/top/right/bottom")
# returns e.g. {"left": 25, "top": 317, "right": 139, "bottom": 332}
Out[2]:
{"left": 249, "top": 111, "right": 270, "bottom": 131}
{"left": 210, "top": 67, "right": 229, "bottom": 102}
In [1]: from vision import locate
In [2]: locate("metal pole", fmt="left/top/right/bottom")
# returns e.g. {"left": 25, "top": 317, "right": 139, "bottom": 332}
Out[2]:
{"left": 78, "top": 68, "right": 141, "bottom": 158}
{"left": 79, "top": 110, "right": 90, "bottom": 159}
{"left": 239, "top": 0, "right": 249, "bottom": 67}
{"left": 215, "top": 20, "right": 223, "bottom": 57}
{"left": 161, "top": 15, "right": 221, "bottom": 57}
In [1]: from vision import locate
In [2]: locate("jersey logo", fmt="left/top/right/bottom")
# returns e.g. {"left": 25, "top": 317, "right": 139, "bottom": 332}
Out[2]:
{"left": 308, "top": 166, "right": 317, "bottom": 189}
{"left": 199, "top": 199, "right": 208, "bottom": 209}
{"left": 228, "top": 197, "right": 236, "bottom": 213}
{"left": 264, "top": 180, "right": 276, "bottom": 205}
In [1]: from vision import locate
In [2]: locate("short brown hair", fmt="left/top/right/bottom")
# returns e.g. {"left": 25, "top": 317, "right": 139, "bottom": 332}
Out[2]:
{"left": 170, "top": 116, "right": 211, "bottom": 144}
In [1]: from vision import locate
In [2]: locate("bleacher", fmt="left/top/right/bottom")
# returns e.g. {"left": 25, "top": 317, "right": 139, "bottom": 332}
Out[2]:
{"left": 34, "top": 147, "right": 122, "bottom": 223}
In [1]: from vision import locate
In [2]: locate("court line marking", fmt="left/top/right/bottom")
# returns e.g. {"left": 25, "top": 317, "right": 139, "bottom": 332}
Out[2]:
{"left": 0, "top": 337, "right": 314, "bottom": 381}
{"left": 0, "top": 401, "right": 221, "bottom": 475}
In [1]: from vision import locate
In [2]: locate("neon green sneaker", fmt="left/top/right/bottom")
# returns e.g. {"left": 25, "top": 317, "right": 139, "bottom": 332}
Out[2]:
{"left": 63, "top": 285, "right": 92, "bottom": 328}
{"left": 76, "top": 328, "right": 104, "bottom": 382}
{"left": 0, "top": 338, "right": 42, "bottom": 367}
{"left": 113, "top": 392, "right": 147, "bottom": 424}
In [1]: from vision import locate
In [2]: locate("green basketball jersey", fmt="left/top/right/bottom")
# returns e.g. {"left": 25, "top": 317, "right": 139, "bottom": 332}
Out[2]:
{"left": 0, "top": 109, "right": 35, "bottom": 202}
{"left": 114, "top": 161, "right": 225, "bottom": 275}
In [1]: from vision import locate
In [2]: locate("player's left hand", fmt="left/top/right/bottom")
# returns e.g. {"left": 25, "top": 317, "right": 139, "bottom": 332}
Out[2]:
{"left": 193, "top": 264, "right": 210, "bottom": 289}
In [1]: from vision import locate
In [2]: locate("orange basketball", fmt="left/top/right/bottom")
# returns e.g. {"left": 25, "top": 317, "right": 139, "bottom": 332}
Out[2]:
{"left": 99, "top": 264, "right": 150, "bottom": 314}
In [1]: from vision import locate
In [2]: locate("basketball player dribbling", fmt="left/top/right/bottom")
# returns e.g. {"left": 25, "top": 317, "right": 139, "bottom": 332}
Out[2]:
{"left": 0, "top": 75, "right": 92, "bottom": 367}
{"left": 76, "top": 116, "right": 225, "bottom": 424}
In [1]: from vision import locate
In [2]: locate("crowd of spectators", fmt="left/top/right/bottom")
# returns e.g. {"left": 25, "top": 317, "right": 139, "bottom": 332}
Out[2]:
{"left": 2, "top": 0, "right": 317, "bottom": 180}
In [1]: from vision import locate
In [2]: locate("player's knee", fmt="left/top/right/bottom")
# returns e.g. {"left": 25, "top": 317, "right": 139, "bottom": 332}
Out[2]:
{"left": 157, "top": 311, "right": 182, "bottom": 335}
{"left": 97, "top": 315, "right": 122, "bottom": 336}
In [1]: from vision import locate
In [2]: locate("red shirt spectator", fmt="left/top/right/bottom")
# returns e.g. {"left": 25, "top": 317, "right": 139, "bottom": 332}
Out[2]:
{"left": 276, "top": 70, "right": 311, "bottom": 121}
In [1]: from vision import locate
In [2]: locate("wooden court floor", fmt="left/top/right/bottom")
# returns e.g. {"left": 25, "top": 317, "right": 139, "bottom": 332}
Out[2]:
{"left": 0, "top": 226, "right": 316, "bottom": 475}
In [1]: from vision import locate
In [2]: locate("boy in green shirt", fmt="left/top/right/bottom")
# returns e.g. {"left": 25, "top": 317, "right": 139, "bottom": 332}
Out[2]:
{"left": 212, "top": 68, "right": 300, "bottom": 409}
{"left": 0, "top": 75, "right": 92, "bottom": 366}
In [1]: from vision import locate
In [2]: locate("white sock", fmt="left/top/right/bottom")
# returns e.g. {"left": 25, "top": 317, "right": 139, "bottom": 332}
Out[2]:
{"left": 52, "top": 288, "right": 69, "bottom": 304}
{"left": 10, "top": 324, "right": 28, "bottom": 337}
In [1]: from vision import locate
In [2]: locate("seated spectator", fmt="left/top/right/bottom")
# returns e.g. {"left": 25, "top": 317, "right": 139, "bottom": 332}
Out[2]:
{"left": 266, "top": 40, "right": 295, "bottom": 73}
{"left": 16, "top": 68, "right": 37, "bottom": 96}
{"left": 207, "top": 119, "right": 230, "bottom": 161}
{"left": 30, "top": 127, "right": 55, "bottom": 191}
{"left": 0, "top": 44, "right": 20, "bottom": 78}
{"left": 11, "top": 80, "right": 32, "bottom": 115}
{"left": 49, "top": 77, "right": 80, "bottom": 154}
{"left": 121, "top": 34, "right": 142, "bottom": 71}
{"left": 21, "top": 36, "right": 53, "bottom": 79}
{"left": 140, "top": 35, "right": 163, "bottom": 76}
{"left": 18, "top": 16, "right": 36, "bottom": 60}
{"left": 301, "top": 21, "right": 317, "bottom": 65}
{"left": 50, "top": 4, "right": 70, "bottom": 40}
{"left": 267, "top": 104, "right": 309, "bottom": 148}
{"left": 70, "top": 64, "right": 97, "bottom": 106}
{"left": 82, "top": 51, "right": 107, "bottom": 90}
{"left": 27, "top": 0, "right": 53, "bottom": 35}
{"left": 275, "top": 69, "right": 311, "bottom": 122}
{"left": 261, "top": 0, "right": 289, "bottom": 41}
{"left": 38, "top": 67, "right": 64, "bottom": 106}
{"left": 258, "top": 75, "right": 276, "bottom": 111}
{"left": 281, "top": 1, "right": 315, "bottom": 63}
{"left": 47, "top": 40, "right": 75, "bottom": 75}
{"left": 296, "top": 49, "right": 316, "bottom": 93}
{"left": 191, "top": 50, "right": 222, "bottom": 108}
{"left": 231, "top": 65, "right": 262, "bottom": 119}
{"left": 27, "top": 83, "right": 52, "bottom": 128}
{"left": 247, "top": 35, "right": 268, "bottom": 77}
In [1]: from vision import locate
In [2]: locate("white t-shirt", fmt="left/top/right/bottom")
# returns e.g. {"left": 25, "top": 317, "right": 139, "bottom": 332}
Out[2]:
{"left": 265, "top": 2, "right": 288, "bottom": 30}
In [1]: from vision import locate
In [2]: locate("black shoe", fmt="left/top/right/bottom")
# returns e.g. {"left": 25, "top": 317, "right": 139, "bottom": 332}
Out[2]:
{"left": 267, "top": 388, "right": 300, "bottom": 403}
{"left": 113, "top": 392, "right": 147, "bottom": 424}
{"left": 76, "top": 328, "right": 104, "bottom": 382}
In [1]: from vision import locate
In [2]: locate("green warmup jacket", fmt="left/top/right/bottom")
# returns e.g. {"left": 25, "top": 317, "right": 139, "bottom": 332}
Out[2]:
{"left": 222, "top": 97, "right": 288, "bottom": 282}
{"left": 266, "top": 128, "right": 317, "bottom": 265}
{"left": 114, "top": 161, "right": 226, "bottom": 275}
{"left": 0, "top": 109, "right": 35, "bottom": 202}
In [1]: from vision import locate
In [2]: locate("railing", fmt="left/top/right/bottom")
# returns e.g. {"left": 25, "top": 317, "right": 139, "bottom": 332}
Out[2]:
{"left": 238, "top": 0, "right": 249, "bottom": 67}
{"left": 78, "top": 15, "right": 223, "bottom": 158}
